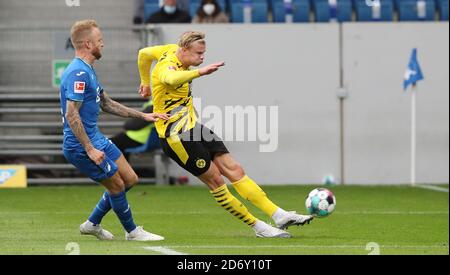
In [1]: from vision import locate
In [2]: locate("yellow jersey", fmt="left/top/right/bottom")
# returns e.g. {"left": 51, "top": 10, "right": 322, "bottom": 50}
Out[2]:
{"left": 138, "top": 44, "right": 201, "bottom": 138}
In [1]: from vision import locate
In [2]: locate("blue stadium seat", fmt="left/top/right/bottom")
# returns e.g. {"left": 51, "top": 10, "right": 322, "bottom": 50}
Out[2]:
{"left": 271, "top": 0, "right": 311, "bottom": 22}
{"left": 230, "top": 1, "right": 269, "bottom": 22}
{"left": 436, "top": 0, "right": 449, "bottom": 20}
{"left": 312, "top": 0, "right": 353, "bottom": 22}
{"left": 144, "top": 2, "right": 161, "bottom": 22}
{"left": 397, "top": 0, "right": 436, "bottom": 21}
{"left": 355, "top": 0, "right": 394, "bottom": 21}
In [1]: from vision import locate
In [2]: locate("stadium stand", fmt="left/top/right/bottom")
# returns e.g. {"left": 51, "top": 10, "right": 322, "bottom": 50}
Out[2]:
{"left": 230, "top": 0, "right": 270, "bottom": 22}
{"left": 0, "top": 87, "right": 168, "bottom": 185}
{"left": 436, "top": 0, "right": 449, "bottom": 20}
{"left": 271, "top": 0, "right": 311, "bottom": 23}
{"left": 397, "top": 0, "right": 436, "bottom": 21}
{"left": 133, "top": 0, "right": 450, "bottom": 23}
{"left": 312, "top": 0, "right": 353, "bottom": 22}
{"left": 0, "top": 0, "right": 134, "bottom": 27}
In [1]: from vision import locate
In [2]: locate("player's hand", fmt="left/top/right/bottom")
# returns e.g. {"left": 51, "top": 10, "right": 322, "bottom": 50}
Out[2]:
{"left": 198, "top": 62, "right": 225, "bottom": 76}
{"left": 87, "top": 147, "right": 105, "bottom": 165}
{"left": 142, "top": 112, "right": 170, "bottom": 122}
{"left": 138, "top": 85, "right": 151, "bottom": 98}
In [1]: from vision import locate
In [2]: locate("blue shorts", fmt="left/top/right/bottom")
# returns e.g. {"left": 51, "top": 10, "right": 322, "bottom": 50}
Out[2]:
{"left": 63, "top": 141, "right": 122, "bottom": 182}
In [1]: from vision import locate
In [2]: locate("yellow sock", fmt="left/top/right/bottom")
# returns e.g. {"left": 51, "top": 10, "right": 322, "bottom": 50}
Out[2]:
{"left": 232, "top": 175, "right": 279, "bottom": 217}
{"left": 210, "top": 184, "right": 257, "bottom": 226}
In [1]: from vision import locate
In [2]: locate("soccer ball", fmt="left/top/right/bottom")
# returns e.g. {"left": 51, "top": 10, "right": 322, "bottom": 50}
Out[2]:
{"left": 305, "top": 188, "right": 336, "bottom": 218}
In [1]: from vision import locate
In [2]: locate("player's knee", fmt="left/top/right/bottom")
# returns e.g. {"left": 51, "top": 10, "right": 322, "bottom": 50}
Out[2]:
{"left": 107, "top": 179, "right": 126, "bottom": 195}
{"left": 127, "top": 172, "right": 139, "bottom": 187}
{"left": 212, "top": 173, "right": 225, "bottom": 186}
{"left": 200, "top": 167, "right": 225, "bottom": 189}
{"left": 232, "top": 163, "right": 245, "bottom": 178}
{"left": 223, "top": 162, "right": 245, "bottom": 181}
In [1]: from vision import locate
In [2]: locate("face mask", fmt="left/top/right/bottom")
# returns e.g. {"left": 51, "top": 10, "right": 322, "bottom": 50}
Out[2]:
{"left": 164, "top": 5, "right": 177, "bottom": 14}
{"left": 203, "top": 3, "right": 215, "bottom": 16}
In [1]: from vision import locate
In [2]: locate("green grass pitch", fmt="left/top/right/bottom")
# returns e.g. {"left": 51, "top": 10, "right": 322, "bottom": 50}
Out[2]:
{"left": 0, "top": 184, "right": 448, "bottom": 255}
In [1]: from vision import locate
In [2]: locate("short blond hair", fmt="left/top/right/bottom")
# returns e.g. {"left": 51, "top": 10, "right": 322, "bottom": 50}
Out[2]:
{"left": 178, "top": 31, "right": 205, "bottom": 49}
{"left": 70, "top": 19, "right": 99, "bottom": 50}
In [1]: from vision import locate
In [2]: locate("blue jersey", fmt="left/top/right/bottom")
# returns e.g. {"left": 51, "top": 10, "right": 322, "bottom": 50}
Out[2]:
{"left": 60, "top": 57, "right": 107, "bottom": 151}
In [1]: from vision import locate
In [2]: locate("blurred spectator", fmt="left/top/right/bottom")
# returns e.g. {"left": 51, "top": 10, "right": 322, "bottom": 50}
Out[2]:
{"left": 192, "top": 0, "right": 229, "bottom": 23}
{"left": 146, "top": 0, "right": 191, "bottom": 23}
{"left": 133, "top": 0, "right": 145, "bottom": 24}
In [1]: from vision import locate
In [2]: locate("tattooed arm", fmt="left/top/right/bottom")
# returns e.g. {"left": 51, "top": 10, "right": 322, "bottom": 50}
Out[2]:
{"left": 100, "top": 92, "right": 144, "bottom": 119}
{"left": 100, "top": 92, "right": 170, "bottom": 121}
{"left": 66, "top": 100, "right": 105, "bottom": 165}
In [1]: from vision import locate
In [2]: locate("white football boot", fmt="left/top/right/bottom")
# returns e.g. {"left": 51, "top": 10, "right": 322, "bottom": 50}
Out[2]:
{"left": 79, "top": 220, "right": 114, "bottom": 240}
{"left": 253, "top": 220, "right": 291, "bottom": 238}
{"left": 275, "top": 211, "right": 314, "bottom": 230}
{"left": 125, "top": 226, "right": 165, "bottom": 241}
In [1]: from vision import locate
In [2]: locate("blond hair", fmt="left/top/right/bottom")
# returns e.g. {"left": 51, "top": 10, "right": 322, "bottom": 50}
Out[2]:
{"left": 178, "top": 31, "right": 205, "bottom": 49}
{"left": 70, "top": 19, "right": 99, "bottom": 50}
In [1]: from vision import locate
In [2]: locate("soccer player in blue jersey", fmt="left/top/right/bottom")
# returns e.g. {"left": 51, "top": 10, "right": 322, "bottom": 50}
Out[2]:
{"left": 60, "top": 20, "right": 169, "bottom": 241}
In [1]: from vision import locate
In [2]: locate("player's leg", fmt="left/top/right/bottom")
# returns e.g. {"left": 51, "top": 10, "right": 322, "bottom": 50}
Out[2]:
{"left": 100, "top": 171, "right": 164, "bottom": 241}
{"left": 86, "top": 144, "right": 137, "bottom": 226}
{"left": 197, "top": 162, "right": 290, "bottom": 238}
{"left": 115, "top": 154, "right": 139, "bottom": 189}
{"left": 64, "top": 149, "right": 118, "bottom": 240}
{"left": 198, "top": 162, "right": 257, "bottom": 226}
{"left": 160, "top": 132, "right": 290, "bottom": 237}
{"left": 213, "top": 153, "right": 313, "bottom": 229}
{"left": 71, "top": 142, "right": 162, "bottom": 241}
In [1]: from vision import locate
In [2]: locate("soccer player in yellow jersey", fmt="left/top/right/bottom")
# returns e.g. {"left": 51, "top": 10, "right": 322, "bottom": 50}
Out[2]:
{"left": 137, "top": 31, "right": 313, "bottom": 238}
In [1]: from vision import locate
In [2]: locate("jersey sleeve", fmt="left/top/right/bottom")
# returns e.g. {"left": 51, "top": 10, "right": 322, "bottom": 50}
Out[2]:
{"left": 138, "top": 44, "right": 178, "bottom": 86}
{"left": 158, "top": 60, "right": 200, "bottom": 87}
{"left": 65, "top": 70, "right": 90, "bottom": 102}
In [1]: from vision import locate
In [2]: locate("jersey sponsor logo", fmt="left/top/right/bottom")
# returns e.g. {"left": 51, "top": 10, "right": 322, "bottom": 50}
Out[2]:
{"left": 74, "top": 81, "right": 85, "bottom": 94}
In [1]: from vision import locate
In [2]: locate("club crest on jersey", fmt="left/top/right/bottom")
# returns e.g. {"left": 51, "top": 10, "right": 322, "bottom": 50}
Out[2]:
{"left": 196, "top": 159, "right": 206, "bottom": 169}
{"left": 74, "top": 81, "right": 85, "bottom": 94}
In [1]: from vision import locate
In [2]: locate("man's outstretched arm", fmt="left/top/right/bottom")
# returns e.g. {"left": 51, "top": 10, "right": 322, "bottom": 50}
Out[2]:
{"left": 159, "top": 62, "right": 225, "bottom": 87}
{"left": 100, "top": 92, "right": 169, "bottom": 121}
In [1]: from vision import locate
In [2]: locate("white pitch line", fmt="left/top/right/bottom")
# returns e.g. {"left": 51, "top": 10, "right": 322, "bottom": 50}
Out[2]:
{"left": 0, "top": 210, "right": 448, "bottom": 216}
{"left": 415, "top": 185, "right": 449, "bottom": 193}
{"left": 145, "top": 245, "right": 447, "bottom": 250}
{"left": 336, "top": 211, "right": 449, "bottom": 215}
{"left": 143, "top": 246, "right": 187, "bottom": 255}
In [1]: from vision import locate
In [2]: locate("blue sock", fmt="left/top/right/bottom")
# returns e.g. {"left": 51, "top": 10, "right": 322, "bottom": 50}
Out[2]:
{"left": 88, "top": 187, "right": 132, "bottom": 225}
{"left": 108, "top": 191, "right": 137, "bottom": 233}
